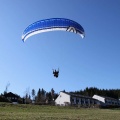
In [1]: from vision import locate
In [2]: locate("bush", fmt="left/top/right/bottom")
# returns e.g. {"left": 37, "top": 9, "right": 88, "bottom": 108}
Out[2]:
{"left": 0, "top": 96, "right": 9, "bottom": 102}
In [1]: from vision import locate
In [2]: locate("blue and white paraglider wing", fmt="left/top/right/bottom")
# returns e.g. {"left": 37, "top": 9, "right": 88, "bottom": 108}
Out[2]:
{"left": 22, "top": 18, "right": 85, "bottom": 42}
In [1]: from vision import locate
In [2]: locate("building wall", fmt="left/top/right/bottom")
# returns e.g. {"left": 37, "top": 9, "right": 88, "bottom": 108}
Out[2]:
{"left": 93, "top": 94, "right": 120, "bottom": 106}
{"left": 55, "top": 92, "right": 70, "bottom": 106}
{"left": 55, "top": 92, "right": 120, "bottom": 107}
{"left": 55, "top": 92, "right": 97, "bottom": 107}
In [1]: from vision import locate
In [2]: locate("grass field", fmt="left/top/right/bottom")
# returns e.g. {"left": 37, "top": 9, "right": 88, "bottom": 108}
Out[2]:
{"left": 0, "top": 103, "right": 120, "bottom": 120}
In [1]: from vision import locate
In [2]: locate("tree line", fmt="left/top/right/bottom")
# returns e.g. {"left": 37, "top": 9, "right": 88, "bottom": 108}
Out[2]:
{"left": 1, "top": 86, "right": 120, "bottom": 104}
{"left": 71, "top": 87, "right": 120, "bottom": 99}
{"left": 25, "top": 87, "right": 120, "bottom": 104}
{"left": 24, "top": 88, "right": 58, "bottom": 104}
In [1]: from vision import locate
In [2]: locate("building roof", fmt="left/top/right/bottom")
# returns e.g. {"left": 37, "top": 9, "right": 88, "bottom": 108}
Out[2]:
{"left": 94, "top": 94, "right": 119, "bottom": 101}
{"left": 61, "top": 91, "right": 96, "bottom": 100}
{"left": 4, "top": 92, "right": 19, "bottom": 98}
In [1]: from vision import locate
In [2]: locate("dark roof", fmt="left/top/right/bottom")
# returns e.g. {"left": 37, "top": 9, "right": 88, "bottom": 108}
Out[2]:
{"left": 61, "top": 91, "right": 96, "bottom": 100}
{"left": 94, "top": 94, "right": 119, "bottom": 101}
{"left": 102, "top": 96, "right": 119, "bottom": 101}
{"left": 4, "top": 92, "right": 19, "bottom": 98}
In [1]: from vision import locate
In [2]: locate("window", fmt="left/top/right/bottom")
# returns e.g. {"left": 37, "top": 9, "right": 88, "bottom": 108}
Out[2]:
{"left": 76, "top": 98, "right": 79, "bottom": 104}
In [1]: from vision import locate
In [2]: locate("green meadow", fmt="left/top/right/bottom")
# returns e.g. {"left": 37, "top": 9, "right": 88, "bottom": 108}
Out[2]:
{"left": 0, "top": 103, "right": 120, "bottom": 120}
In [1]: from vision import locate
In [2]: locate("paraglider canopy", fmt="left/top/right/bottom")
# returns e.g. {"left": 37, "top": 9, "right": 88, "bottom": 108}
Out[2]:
{"left": 22, "top": 18, "right": 85, "bottom": 42}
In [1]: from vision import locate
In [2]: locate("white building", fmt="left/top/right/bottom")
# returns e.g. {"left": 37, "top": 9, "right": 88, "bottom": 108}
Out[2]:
{"left": 55, "top": 91, "right": 97, "bottom": 106}
{"left": 93, "top": 95, "right": 120, "bottom": 106}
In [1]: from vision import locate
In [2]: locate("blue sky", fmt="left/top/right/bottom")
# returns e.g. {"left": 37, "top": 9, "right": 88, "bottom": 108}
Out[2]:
{"left": 0, "top": 0, "right": 120, "bottom": 97}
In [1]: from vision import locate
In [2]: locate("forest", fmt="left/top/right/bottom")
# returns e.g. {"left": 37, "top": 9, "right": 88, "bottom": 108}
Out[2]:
{"left": 71, "top": 87, "right": 120, "bottom": 99}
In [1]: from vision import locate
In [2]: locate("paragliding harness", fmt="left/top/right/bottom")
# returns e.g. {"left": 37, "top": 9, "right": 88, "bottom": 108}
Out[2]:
{"left": 53, "top": 69, "right": 59, "bottom": 78}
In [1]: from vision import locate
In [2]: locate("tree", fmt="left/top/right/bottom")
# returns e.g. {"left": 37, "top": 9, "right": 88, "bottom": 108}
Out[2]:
{"left": 25, "top": 93, "right": 28, "bottom": 104}
{"left": 36, "top": 88, "right": 41, "bottom": 103}
{"left": 41, "top": 88, "right": 46, "bottom": 102}
{"left": 24, "top": 87, "right": 31, "bottom": 104}
{"left": 31, "top": 89, "right": 36, "bottom": 101}
{"left": 51, "top": 88, "right": 55, "bottom": 100}
{"left": 46, "top": 92, "right": 52, "bottom": 101}
{"left": 4, "top": 82, "right": 10, "bottom": 95}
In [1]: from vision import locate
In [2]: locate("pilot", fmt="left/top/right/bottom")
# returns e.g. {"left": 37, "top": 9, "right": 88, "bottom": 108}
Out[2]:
{"left": 53, "top": 69, "right": 59, "bottom": 78}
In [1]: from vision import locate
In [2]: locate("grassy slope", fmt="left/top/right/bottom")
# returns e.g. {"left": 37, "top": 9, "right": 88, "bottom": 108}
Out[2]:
{"left": 0, "top": 103, "right": 120, "bottom": 120}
